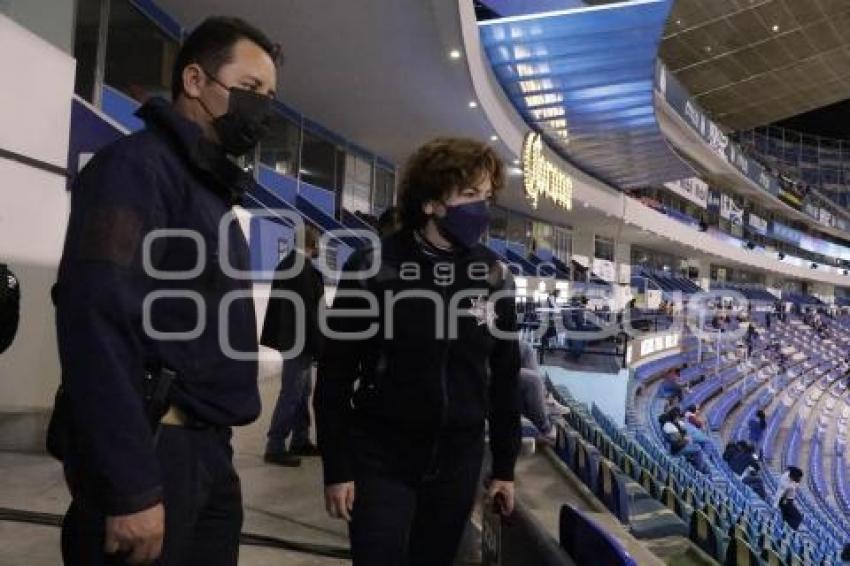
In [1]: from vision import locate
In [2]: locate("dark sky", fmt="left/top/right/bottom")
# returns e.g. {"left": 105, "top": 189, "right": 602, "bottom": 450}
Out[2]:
{"left": 776, "top": 99, "right": 850, "bottom": 139}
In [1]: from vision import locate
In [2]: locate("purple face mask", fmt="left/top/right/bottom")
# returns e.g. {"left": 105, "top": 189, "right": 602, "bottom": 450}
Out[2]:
{"left": 436, "top": 200, "right": 491, "bottom": 249}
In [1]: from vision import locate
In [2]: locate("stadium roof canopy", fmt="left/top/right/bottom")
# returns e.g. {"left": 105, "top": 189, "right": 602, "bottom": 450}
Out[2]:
{"left": 659, "top": 0, "right": 850, "bottom": 131}
{"left": 478, "top": 0, "right": 694, "bottom": 190}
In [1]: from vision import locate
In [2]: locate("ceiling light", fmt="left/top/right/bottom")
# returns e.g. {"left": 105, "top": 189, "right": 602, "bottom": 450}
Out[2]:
{"left": 583, "top": 202, "right": 589, "bottom": 208}
{"left": 772, "top": 24, "right": 780, "bottom": 32}
{"left": 490, "top": 135, "right": 499, "bottom": 142}
{"left": 449, "top": 49, "right": 462, "bottom": 60}
{"left": 676, "top": 19, "right": 682, "bottom": 25}
{"left": 705, "top": 45, "right": 713, "bottom": 53}
{"left": 469, "top": 100, "right": 478, "bottom": 109}
{"left": 513, "top": 159, "right": 520, "bottom": 165}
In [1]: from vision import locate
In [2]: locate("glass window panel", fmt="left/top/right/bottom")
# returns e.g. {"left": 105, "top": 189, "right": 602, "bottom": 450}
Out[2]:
{"left": 373, "top": 167, "right": 395, "bottom": 215}
{"left": 301, "top": 130, "right": 338, "bottom": 190}
{"left": 342, "top": 153, "right": 372, "bottom": 214}
{"left": 73, "top": 0, "right": 103, "bottom": 101}
{"left": 104, "top": 0, "right": 179, "bottom": 102}
{"left": 259, "top": 111, "right": 300, "bottom": 176}
{"left": 594, "top": 235, "right": 614, "bottom": 262}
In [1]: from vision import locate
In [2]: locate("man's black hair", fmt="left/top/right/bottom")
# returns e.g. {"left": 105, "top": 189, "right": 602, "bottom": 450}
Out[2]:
{"left": 171, "top": 16, "right": 280, "bottom": 100}
{"left": 788, "top": 466, "right": 803, "bottom": 482}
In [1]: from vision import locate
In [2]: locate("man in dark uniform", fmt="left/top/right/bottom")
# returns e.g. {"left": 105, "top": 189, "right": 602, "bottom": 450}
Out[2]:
{"left": 0, "top": 263, "right": 19, "bottom": 355}
{"left": 316, "top": 138, "right": 521, "bottom": 565}
{"left": 51, "top": 18, "right": 278, "bottom": 565}
{"left": 261, "top": 225, "right": 325, "bottom": 466}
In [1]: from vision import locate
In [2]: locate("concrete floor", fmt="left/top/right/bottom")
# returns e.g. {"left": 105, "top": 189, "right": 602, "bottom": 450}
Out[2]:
{"left": 0, "top": 372, "right": 349, "bottom": 565}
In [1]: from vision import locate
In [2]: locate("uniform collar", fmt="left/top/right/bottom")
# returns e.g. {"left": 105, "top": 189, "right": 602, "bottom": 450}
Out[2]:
{"left": 135, "top": 97, "right": 255, "bottom": 205}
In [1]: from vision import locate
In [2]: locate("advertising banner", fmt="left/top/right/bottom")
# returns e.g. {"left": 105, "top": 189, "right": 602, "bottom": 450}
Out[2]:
{"left": 720, "top": 194, "right": 743, "bottom": 225}
{"left": 663, "top": 177, "right": 709, "bottom": 208}
{"left": 748, "top": 213, "right": 768, "bottom": 235}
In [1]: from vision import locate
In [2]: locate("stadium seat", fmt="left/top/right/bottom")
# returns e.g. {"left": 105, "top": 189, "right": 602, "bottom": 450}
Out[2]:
{"left": 559, "top": 503, "right": 638, "bottom": 566}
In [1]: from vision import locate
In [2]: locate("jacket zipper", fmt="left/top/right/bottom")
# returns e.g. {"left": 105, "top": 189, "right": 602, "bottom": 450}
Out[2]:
{"left": 425, "top": 282, "right": 451, "bottom": 479}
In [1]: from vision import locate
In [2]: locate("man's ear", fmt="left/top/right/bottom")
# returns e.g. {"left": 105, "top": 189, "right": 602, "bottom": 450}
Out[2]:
{"left": 182, "top": 63, "right": 206, "bottom": 99}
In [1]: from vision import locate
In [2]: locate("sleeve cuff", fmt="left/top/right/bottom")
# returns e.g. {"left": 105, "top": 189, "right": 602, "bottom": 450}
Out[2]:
{"left": 491, "top": 457, "right": 516, "bottom": 481}
{"left": 321, "top": 457, "right": 354, "bottom": 486}
{"left": 104, "top": 485, "right": 163, "bottom": 516}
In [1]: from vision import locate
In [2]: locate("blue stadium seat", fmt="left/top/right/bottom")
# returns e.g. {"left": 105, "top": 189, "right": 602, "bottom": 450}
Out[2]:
{"left": 559, "top": 503, "right": 638, "bottom": 566}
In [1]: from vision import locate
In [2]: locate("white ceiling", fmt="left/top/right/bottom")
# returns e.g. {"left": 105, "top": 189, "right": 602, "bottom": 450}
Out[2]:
{"left": 157, "top": 0, "right": 509, "bottom": 167}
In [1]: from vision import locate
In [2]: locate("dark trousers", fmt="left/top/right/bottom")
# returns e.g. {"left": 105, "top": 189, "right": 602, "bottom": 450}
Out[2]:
{"left": 266, "top": 352, "right": 312, "bottom": 454}
{"left": 349, "top": 431, "right": 485, "bottom": 566}
{"left": 61, "top": 426, "right": 242, "bottom": 565}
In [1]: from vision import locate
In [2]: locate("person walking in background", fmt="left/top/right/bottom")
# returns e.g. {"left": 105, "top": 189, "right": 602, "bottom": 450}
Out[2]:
{"left": 774, "top": 466, "right": 804, "bottom": 529}
{"left": 315, "top": 138, "right": 521, "bottom": 565}
{"left": 517, "top": 340, "right": 569, "bottom": 443}
{"left": 748, "top": 409, "right": 767, "bottom": 454}
{"left": 0, "top": 263, "right": 19, "bottom": 356}
{"left": 376, "top": 206, "right": 402, "bottom": 238}
{"left": 684, "top": 404, "right": 706, "bottom": 430}
{"left": 261, "top": 225, "right": 325, "bottom": 467}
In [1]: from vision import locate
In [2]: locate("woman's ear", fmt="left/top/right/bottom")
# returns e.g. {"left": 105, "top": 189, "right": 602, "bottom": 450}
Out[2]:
{"left": 422, "top": 201, "right": 435, "bottom": 216}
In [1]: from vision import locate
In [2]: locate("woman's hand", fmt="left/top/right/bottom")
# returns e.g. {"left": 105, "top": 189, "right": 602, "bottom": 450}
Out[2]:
{"left": 324, "top": 482, "right": 356, "bottom": 521}
{"left": 486, "top": 480, "right": 515, "bottom": 516}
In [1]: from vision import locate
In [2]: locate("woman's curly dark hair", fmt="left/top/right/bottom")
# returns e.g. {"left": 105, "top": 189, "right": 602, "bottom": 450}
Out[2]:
{"left": 398, "top": 138, "right": 505, "bottom": 230}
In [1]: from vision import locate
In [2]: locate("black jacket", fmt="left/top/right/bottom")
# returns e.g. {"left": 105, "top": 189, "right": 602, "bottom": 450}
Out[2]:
{"left": 260, "top": 249, "right": 325, "bottom": 358}
{"left": 0, "top": 264, "right": 19, "bottom": 355}
{"left": 315, "top": 230, "right": 521, "bottom": 485}
{"left": 53, "top": 98, "right": 260, "bottom": 515}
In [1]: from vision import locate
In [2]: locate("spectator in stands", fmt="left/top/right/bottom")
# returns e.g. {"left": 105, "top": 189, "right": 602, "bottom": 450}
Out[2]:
{"left": 748, "top": 410, "right": 767, "bottom": 453}
{"left": 316, "top": 137, "right": 520, "bottom": 565}
{"left": 684, "top": 404, "right": 705, "bottom": 430}
{"left": 676, "top": 413, "right": 711, "bottom": 452}
{"left": 546, "top": 289, "right": 560, "bottom": 309}
{"left": 745, "top": 324, "right": 757, "bottom": 358}
{"left": 774, "top": 466, "right": 804, "bottom": 530}
{"left": 517, "top": 341, "right": 569, "bottom": 443}
{"left": 729, "top": 442, "right": 758, "bottom": 475}
{"left": 841, "top": 543, "right": 850, "bottom": 564}
{"left": 741, "top": 461, "right": 767, "bottom": 500}
{"left": 659, "top": 368, "right": 684, "bottom": 403}
{"left": 261, "top": 225, "right": 324, "bottom": 467}
{"left": 660, "top": 408, "right": 708, "bottom": 474}
{"left": 722, "top": 440, "right": 741, "bottom": 463}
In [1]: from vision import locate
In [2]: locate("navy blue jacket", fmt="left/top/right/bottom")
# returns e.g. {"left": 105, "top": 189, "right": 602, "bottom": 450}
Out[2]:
{"left": 54, "top": 98, "right": 260, "bottom": 514}
{"left": 315, "top": 230, "right": 521, "bottom": 485}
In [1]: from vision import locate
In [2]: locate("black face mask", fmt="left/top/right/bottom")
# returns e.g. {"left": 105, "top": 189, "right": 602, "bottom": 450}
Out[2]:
{"left": 199, "top": 72, "right": 274, "bottom": 156}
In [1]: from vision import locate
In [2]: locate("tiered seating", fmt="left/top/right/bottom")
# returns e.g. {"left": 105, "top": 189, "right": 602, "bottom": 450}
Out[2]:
{"left": 712, "top": 283, "right": 777, "bottom": 304}
{"left": 834, "top": 413, "right": 850, "bottom": 517}
{"left": 785, "top": 292, "right": 824, "bottom": 306}
{"left": 584, "top": 399, "right": 830, "bottom": 564}
{"left": 624, "top": 319, "right": 850, "bottom": 561}
{"left": 632, "top": 266, "right": 700, "bottom": 295}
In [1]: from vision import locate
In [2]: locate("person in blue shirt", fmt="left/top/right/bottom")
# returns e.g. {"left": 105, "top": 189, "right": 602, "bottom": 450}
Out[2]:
{"left": 748, "top": 409, "right": 767, "bottom": 452}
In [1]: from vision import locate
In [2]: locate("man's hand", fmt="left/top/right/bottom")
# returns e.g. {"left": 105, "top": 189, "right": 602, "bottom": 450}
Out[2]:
{"left": 486, "top": 480, "right": 515, "bottom": 516}
{"left": 104, "top": 503, "right": 164, "bottom": 565}
{"left": 325, "top": 482, "right": 355, "bottom": 522}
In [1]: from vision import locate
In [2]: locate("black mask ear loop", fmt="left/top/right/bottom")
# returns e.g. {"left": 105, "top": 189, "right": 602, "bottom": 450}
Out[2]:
{"left": 194, "top": 66, "right": 229, "bottom": 120}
